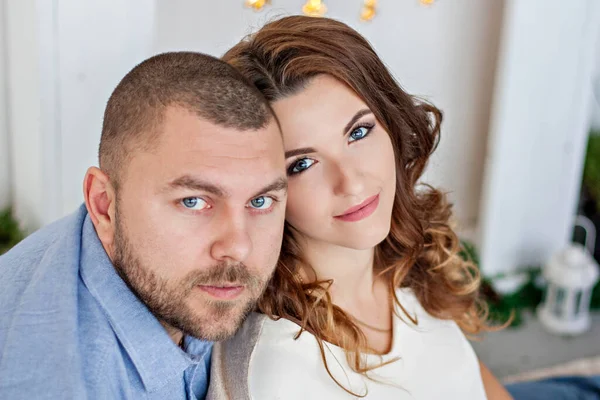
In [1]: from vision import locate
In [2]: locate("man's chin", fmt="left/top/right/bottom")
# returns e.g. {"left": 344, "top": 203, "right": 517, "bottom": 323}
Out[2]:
{"left": 198, "top": 322, "right": 242, "bottom": 342}
{"left": 196, "top": 310, "right": 252, "bottom": 341}
{"left": 181, "top": 298, "right": 255, "bottom": 341}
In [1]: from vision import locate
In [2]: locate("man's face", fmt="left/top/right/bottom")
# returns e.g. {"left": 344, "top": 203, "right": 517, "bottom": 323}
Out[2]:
{"left": 112, "top": 106, "right": 286, "bottom": 341}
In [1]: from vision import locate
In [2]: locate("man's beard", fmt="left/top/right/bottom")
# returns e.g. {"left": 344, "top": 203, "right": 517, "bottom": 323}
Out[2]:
{"left": 111, "top": 212, "right": 272, "bottom": 341}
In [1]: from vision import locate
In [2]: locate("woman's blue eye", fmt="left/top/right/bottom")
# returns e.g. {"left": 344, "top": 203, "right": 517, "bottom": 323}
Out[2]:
{"left": 288, "top": 158, "right": 316, "bottom": 175}
{"left": 349, "top": 126, "right": 371, "bottom": 142}
{"left": 181, "top": 197, "right": 209, "bottom": 210}
{"left": 249, "top": 196, "right": 273, "bottom": 210}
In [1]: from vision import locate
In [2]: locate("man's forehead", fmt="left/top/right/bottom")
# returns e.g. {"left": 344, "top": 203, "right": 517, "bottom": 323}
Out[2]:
{"left": 153, "top": 154, "right": 286, "bottom": 192}
{"left": 160, "top": 106, "right": 278, "bottom": 145}
{"left": 126, "top": 106, "right": 285, "bottom": 191}
{"left": 147, "top": 110, "right": 279, "bottom": 172}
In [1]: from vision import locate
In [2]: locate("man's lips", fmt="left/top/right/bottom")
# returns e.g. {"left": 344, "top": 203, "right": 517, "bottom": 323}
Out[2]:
{"left": 196, "top": 285, "right": 245, "bottom": 300}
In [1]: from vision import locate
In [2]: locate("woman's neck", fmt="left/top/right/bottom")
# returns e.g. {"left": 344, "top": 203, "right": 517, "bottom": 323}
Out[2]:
{"left": 297, "top": 235, "right": 394, "bottom": 354}
{"left": 298, "top": 236, "right": 376, "bottom": 306}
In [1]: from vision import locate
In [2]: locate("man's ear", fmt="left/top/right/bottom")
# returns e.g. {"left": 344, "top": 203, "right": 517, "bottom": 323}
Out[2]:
{"left": 83, "top": 167, "right": 117, "bottom": 256}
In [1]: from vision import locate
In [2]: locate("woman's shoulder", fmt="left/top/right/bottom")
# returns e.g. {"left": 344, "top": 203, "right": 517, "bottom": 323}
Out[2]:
{"left": 394, "top": 286, "right": 457, "bottom": 327}
{"left": 392, "top": 287, "right": 486, "bottom": 396}
{"left": 207, "top": 292, "right": 485, "bottom": 400}
{"left": 393, "top": 286, "right": 474, "bottom": 351}
{"left": 207, "top": 312, "right": 349, "bottom": 399}
{"left": 249, "top": 315, "right": 357, "bottom": 399}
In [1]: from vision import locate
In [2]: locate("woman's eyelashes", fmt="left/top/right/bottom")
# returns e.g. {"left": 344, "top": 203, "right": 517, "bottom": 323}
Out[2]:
{"left": 286, "top": 122, "right": 376, "bottom": 176}
{"left": 348, "top": 122, "right": 374, "bottom": 143}
{"left": 288, "top": 158, "right": 317, "bottom": 176}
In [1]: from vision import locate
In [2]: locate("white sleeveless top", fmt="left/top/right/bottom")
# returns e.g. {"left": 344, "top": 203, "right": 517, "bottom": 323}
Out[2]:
{"left": 207, "top": 288, "right": 487, "bottom": 399}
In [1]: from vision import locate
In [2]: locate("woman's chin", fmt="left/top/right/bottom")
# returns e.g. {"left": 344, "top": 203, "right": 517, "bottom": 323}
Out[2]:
{"left": 330, "top": 226, "right": 391, "bottom": 251}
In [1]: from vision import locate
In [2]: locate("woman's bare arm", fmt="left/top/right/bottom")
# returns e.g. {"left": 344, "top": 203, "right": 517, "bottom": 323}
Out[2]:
{"left": 479, "top": 361, "right": 514, "bottom": 400}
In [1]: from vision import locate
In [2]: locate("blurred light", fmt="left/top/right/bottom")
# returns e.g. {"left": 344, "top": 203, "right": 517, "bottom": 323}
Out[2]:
{"left": 360, "top": 0, "right": 377, "bottom": 21}
{"left": 302, "top": 0, "right": 327, "bottom": 17}
{"left": 420, "top": 0, "right": 435, "bottom": 5}
{"left": 245, "top": 0, "right": 270, "bottom": 11}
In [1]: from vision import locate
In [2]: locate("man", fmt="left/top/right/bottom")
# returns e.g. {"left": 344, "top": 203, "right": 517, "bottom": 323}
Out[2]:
{"left": 0, "top": 52, "right": 287, "bottom": 399}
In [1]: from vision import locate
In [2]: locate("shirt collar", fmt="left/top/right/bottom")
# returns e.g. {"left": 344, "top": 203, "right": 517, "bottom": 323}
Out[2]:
{"left": 78, "top": 210, "right": 212, "bottom": 392}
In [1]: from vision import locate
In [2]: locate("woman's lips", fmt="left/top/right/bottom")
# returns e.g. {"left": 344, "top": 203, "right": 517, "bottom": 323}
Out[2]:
{"left": 334, "top": 194, "right": 380, "bottom": 222}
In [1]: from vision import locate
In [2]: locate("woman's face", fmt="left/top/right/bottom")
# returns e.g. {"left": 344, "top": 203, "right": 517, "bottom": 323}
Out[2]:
{"left": 272, "top": 75, "right": 397, "bottom": 250}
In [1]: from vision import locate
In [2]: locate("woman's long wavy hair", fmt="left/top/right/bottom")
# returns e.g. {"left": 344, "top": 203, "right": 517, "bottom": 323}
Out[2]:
{"left": 224, "top": 15, "right": 491, "bottom": 395}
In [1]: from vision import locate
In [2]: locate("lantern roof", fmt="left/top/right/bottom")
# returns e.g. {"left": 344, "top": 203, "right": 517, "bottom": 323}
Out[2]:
{"left": 544, "top": 244, "right": 600, "bottom": 289}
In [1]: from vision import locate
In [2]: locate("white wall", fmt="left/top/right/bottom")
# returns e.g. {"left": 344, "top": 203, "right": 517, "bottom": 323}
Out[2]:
{"left": 4, "top": 0, "right": 48, "bottom": 230}
{"left": 56, "top": 0, "right": 156, "bottom": 214}
{"left": 0, "top": 1, "right": 11, "bottom": 210}
{"left": 478, "top": 0, "right": 600, "bottom": 278}
{"left": 154, "top": 0, "right": 504, "bottom": 230}
{"left": 3, "top": 0, "right": 156, "bottom": 230}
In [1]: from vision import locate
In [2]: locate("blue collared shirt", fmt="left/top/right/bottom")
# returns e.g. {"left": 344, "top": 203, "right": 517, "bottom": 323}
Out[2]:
{"left": 0, "top": 205, "right": 212, "bottom": 399}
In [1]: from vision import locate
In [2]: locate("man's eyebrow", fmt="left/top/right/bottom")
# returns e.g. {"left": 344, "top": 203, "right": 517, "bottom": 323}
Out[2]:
{"left": 164, "top": 175, "right": 287, "bottom": 199}
{"left": 251, "top": 177, "right": 288, "bottom": 198}
{"left": 164, "top": 175, "right": 228, "bottom": 197}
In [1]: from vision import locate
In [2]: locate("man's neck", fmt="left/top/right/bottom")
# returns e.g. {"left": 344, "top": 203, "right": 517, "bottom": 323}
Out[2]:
{"left": 160, "top": 321, "right": 184, "bottom": 348}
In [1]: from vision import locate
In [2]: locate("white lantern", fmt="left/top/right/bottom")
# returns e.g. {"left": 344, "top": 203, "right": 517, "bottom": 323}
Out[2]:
{"left": 538, "top": 217, "right": 600, "bottom": 335}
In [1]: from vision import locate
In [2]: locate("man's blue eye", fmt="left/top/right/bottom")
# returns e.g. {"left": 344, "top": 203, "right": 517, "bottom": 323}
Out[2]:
{"left": 349, "top": 126, "right": 370, "bottom": 142}
{"left": 249, "top": 196, "right": 273, "bottom": 210}
{"left": 181, "top": 197, "right": 208, "bottom": 210}
{"left": 289, "top": 158, "right": 316, "bottom": 175}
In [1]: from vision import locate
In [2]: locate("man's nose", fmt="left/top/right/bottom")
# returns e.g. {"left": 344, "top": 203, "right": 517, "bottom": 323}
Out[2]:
{"left": 209, "top": 208, "right": 252, "bottom": 264}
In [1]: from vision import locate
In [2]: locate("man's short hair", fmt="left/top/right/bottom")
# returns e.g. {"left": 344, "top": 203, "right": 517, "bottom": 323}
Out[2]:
{"left": 99, "top": 51, "right": 273, "bottom": 188}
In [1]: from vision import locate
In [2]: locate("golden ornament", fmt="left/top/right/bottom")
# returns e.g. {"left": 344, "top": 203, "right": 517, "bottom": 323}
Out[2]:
{"left": 302, "top": 0, "right": 327, "bottom": 17}
{"left": 360, "top": 0, "right": 377, "bottom": 21}
{"left": 245, "top": 0, "right": 270, "bottom": 11}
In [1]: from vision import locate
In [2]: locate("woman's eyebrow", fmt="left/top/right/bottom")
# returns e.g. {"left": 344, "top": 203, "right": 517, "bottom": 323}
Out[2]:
{"left": 343, "top": 109, "right": 373, "bottom": 134}
{"left": 285, "top": 147, "right": 317, "bottom": 159}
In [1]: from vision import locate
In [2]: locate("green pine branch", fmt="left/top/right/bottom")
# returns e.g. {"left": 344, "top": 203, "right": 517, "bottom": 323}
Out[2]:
{"left": 584, "top": 132, "right": 600, "bottom": 210}
{"left": 0, "top": 208, "right": 25, "bottom": 255}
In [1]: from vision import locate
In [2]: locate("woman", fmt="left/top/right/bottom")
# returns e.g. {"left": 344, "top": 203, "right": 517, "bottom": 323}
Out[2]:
{"left": 208, "top": 16, "right": 512, "bottom": 399}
